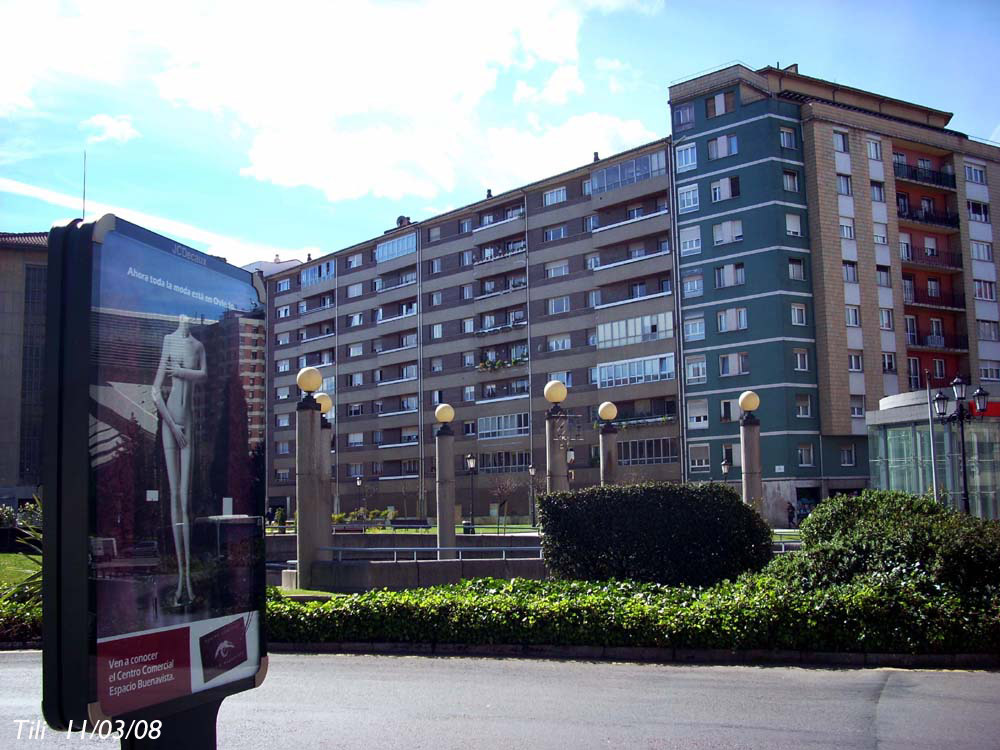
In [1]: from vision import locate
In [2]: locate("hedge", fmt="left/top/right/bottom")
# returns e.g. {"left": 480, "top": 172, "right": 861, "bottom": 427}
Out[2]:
{"left": 537, "top": 482, "right": 772, "bottom": 587}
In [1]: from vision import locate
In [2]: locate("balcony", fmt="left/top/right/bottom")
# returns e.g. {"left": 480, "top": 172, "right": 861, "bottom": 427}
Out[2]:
{"left": 594, "top": 291, "right": 670, "bottom": 311}
{"left": 476, "top": 356, "right": 528, "bottom": 372}
{"left": 896, "top": 206, "right": 960, "bottom": 229}
{"left": 475, "top": 320, "right": 527, "bottom": 336}
{"left": 906, "top": 332, "right": 969, "bottom": 350}
{"left": 475, "top": 281, "right": 526, "bottom": 301}
{"left": 376, "top": 309, "right": 418, "bottom": 326}
{"left": 611, "top": 413, "right": 677, "bottom": 428}
{"left": 590, "top": 209, "right": 670, "bottom": 248}
{"left": 903, "top": 289, "right": 966, "bottom": 309}
{"left": 378, "top": 440, "right": 420, "bottom": 450}
{"left": 899, "top": 244, "right": 963, "bottom": 270}
{"left": 893, "top": 162, "right": 956, "bottom": 190}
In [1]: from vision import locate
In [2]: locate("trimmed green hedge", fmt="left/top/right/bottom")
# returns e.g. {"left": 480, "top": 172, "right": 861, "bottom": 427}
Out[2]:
{"left": 537, "top": 482, "right": 772, "bottom": 587}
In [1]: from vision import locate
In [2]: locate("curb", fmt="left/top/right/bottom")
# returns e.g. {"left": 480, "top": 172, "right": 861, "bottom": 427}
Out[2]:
{"left": 265, "top": 642, "right": 1000, "bottom": 669}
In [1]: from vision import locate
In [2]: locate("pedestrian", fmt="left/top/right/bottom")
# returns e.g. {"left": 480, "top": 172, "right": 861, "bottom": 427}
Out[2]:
{"left": 786, "top": 502, "right": 796, "bottom": 528}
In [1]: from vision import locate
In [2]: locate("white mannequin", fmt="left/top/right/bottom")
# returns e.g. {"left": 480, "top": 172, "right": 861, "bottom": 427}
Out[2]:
{"left": 152, "top": 315, "right": 207, "bottom": 606}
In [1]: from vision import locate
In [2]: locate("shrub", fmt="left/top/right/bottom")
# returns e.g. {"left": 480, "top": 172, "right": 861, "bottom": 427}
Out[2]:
{"left": 538, "top": 482, "right": 772, "bottom": 587}
{"left": 776, "top": 489, "right": 1000, "bottom": 596}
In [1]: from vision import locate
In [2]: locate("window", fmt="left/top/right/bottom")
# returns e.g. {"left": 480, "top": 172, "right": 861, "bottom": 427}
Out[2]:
{"left": 347, "top": 371, "right": 363, "bottom": 387}
{"left": 796, "top": 394, "right": 812, "bottom": 418}
{"left": 618, "top": 438, "right": 679, "bottom": 466}
{"left": 797, "top": 443, "right": 815, "bottom": 467}
{"left": 850, "top": 396, "right": 865, "bottom": 418}
{"left": 461, "top": 250, "right": 475, "bottom": 266}
{"left": 873, "top": 223, "right": 888, "bottom": 245}
{"left": 705, "top": 90, "right": 736, "bottom": 118}
{"left": 848, "top": 353, "right": 863, "bottom": 372}
{"left": 429, "top": 258, "right": 441, "bottom": 274}
{"left": 277, "top": 359, "right": 292, "bottom": 374}
{"left": 685, "top": 355, "right": 707, "bottom": 385}
{"left": 714, "top": 263, "right": 745, "bottom": 288}
{"left": 597, "top": 312, "right": 673, "bottom": 348}
{"left": 927, "top": 278, "right": 940, "bottom": 297}
{"left": 788, "top": 258, "right": 805, "bottom": 281}
{"left": 544, "top": 225, "right": 567, "bottom": 242}
{"left": 892, "top": 152, "right": 906, "bottom": 165}
{"left": 879, "top": 308, "right": 894, "bottom": 330}
{"left": 344, "top": 403, "right": 362, "bottom": 418}
{"left": 276, "top": 332, "right": 290, "bottom": 346}
{"left": 842, "top": 261, "right": 858, "bottom": 283}
{"left": 687, "top": 399, "right": 709, "bottom": 429}
{"left": 347, "top": 432, "right": 363, "bottom": 448}
{"left": 717, "top": 307, "right": 748, "bottom": 333}
{"left": 978, "top": 320, "right": 1000, "bottom": 341}
{"left": 462, "top": 351, "right": 475, "bottom": 367}
{"left": 976, "top": 280, "right": 997, "bottom": 301}
{"left": 965, "top": 164, "right": 987, "bottom": 184}
{"left": 840, "top": 444, "right": 856, "bottom": 467}
{"left": 348, "top": 312, "right": 364, "bottom": 327}
{"left": 463, "top": 385, "right": 475, "bottom": 401}
{"left": 630, "top": 281, "right": 647, "bottom": 299}
{"left": 710, "top": 176, "right": 740, "bottom": 202}
{"left": 627, "top": 204, "right": 643, "bottom": 220}
{"left": 682, "top": 273, "right": 703, "bottom": 298}
{"left": 713, "top": 219, "right": 743, "bottom": 245}
{"left": 972, "top": 241, "right": 993, "bottom": 261}
{"left": 582, "top": 179, "right": 592, "bottom": 196}
{"left": 463, "top": 318, "right": 474, "bottom": 333}
{"left": 836, "top": 175, "right": 852, "bottom": 196}
{"left": 548, "top": 335, "right": 571, "bottom": 352}
{"left": 545, "top": 260, "right": 569, "bottom": 278}
{"left": 719, "top": 399, "right": 741, "bottom": 423}
{"left": 678, "top": 185, "right": 699, "bottom": 213}
{"left": 431, "top": 291, "right": 442, "bottom": 306}
{"left": 673, "top": 103, "right": 695, "bottom": 131}
{"left": 431, "top": 323, "right": 443, "bottom": 339}
{"left": 596, "top": 354, "right": 675, "bottom": 388}
{"left": 347, "top": 282, "right": 363, "bottom": 298}
{"left": 870, "top": 181, "right": 885, "bottom": 202}
{"left": 480, "top": 213, "right": 495, "bottom": 227}
{"left": 876, "top": 265, "right": 891, "bottom": 287}
{"left": 274, "top": 440, "right": 290, "bottom": 456}
{"left": 548, "top": 296, "right": 570, "bottom": 315}
{"left": 347, "top": 253, "right": 363, "bottom": 269}
{"left": 375, "top": 232, "right": 417, "bottom": 263}
{"left": 968, "top": 201, "right": 990, "bottom": 223}
{"left": 276, "top": 305, "right": 290, "bottom": 319}
{"left": 867, "top": 139, "right": 882, "bottom": 161}
{"left": 689, "top": 444, "right": 710, "bottom": 472}
{"left": 548, "top": 371, "right": 572, "bottom": 387}
{"left": 791, "top": 303, "right": 807, "bottom": 326}
{"left": 981, "top": 360, "right": 1000, "bottom": 381}
{"left": 478, "top": 413, "right": 530, "bottom": 440}
{"left": 833, "top": 131, "right": 849, "bottom": 153}
{"left": 707, "top": 134, "right": 738, "bottom": 159}
{"left": 588, "top": 289, "right": 602, "bottom": 307}
{"left": 882, "top": 352, "right": 896, "bottom": 373}
{"left": 840, "top": 218, "right": 855, "bottom": 239}
{"left": 427, "top": 357, "right": 442, "bottom": 373}
{"left": 845, "top": 306, "right": 861, "bottom": 327}
{"left": 679, "top": 226, "right": 701, "bottom": 256}
{"left": 718, "top": 352, "right": 749, "bottom": 376}
{"left": 276, "top": 278, "right": 291, "bottom": 292}
{"left": 783, "top": 171, "right": 799, "bottom": 192}
{"left": 543, "top": 187, "right": 567, "bottom": 206}
{"left": 683, "top": 315, "right": 705, "bottom": 342}
{"left": 586, "top": 253, "right": 601, "bottom": 270}
{"left": 463, "top": 421, "right": 476, "bottom": 436}
{"left": 585, "top": 214, "right": 599, "bottom": 232}
{"left": 785, "top": 214, "right": 802, "bottom": 237}
{"left": 780, "top": 127, "right": 796, "bottom": 149}
{"left": 933, "top": 358, "right": 946, "bottom": 379}
{"left": 348, "top": 343, "right": 363, "bottom": 358}
{"left": 456, "top": 284, "right": 471, "bottom": 300}
{"left": 675, "top": 143, "right": 697, "bottom": 172}
{"left": 459, "top": 218, "right": 473, "bottom": 233}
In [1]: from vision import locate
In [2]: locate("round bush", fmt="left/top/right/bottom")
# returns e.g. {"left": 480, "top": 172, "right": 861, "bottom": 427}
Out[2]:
{"left": 537, "top": 482, "right": 772, "bottom": 587}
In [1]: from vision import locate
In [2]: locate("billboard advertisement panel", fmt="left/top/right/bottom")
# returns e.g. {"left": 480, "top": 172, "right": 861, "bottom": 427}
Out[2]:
{"left": 44, "top": 215, "right": 267, "bottom": 726}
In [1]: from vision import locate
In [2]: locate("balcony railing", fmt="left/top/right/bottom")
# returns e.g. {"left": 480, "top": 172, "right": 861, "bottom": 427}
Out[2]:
{"left": 474, "top": 245, "right": 527, "bottom": 266}
{"left": 893, "top": 162, "right": 956, "bottom": 189}
{"left": 907, "top": 332, "right": 969, "bottom": 350}
{"left": 903, "top": 289, "right": 966, "bottom": 308}
{"left": 899, "top": 244, "right": 963, "bottom": 269}
{"left": 896, "top": 206, "right": 960, "bottom": 228}
{"left": 475, "top": 320, "right": 527, "bottom": 336}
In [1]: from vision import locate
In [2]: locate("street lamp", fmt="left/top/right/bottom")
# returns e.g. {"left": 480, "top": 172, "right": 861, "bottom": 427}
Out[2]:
{"left": 932, "top": 376, "right": 990, "bottom": 514}
{"left": 720, "top": 457, "right": 731, "bottom": 480}
{"left": 567, "top": 447, "right": 575, "bottom": 465}
{"left": 528, "top": 464, "right": 537, "bottom": 527}
{"left": 465, "top": 453, "right": 477, "bottom": 532}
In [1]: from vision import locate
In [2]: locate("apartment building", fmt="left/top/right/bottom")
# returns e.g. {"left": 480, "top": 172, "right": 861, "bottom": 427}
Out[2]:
{"left": 668, "top": 63, "right": 1000, "bottom": 516}
{"left": 264, "top": 62, "right": 999, "bottom": 522}
{"left": 265, "top": 141, "right": 680, "bottom": 518}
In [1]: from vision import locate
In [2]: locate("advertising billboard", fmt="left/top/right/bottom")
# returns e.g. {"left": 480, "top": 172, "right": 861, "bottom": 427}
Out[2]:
{"left": 43, "top": 215, "right": 268, "bottom": 728}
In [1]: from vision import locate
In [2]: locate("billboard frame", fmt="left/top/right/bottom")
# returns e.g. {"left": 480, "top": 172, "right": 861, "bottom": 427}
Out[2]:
{"left": 42, "top": 215, "right": 268, "bottom": 735}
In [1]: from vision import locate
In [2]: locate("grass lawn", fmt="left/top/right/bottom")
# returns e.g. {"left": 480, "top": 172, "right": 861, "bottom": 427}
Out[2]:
{"left": 0, "top": 553, "right": 37, "bottom": 588}
{"left": 279, "top": 588, "right": 339, "bottom": 598}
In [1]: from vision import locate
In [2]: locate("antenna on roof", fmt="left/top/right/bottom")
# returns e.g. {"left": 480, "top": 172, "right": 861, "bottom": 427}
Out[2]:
{"left": 82, "top": 150, "right": 87, "bottom": 220}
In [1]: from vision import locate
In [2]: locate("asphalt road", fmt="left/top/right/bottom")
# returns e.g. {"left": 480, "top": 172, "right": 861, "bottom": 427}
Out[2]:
{"left": 3, "top": 651, "right": 1000, "bottom": 749}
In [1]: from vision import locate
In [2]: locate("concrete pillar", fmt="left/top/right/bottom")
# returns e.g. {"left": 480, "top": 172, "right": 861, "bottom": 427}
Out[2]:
{"left": 321, "top": 416, "right": 333, "bottom": 524}
{"left": 599, "top": 423, "right": 618, "bottom": 486}
{"left": 739, "top": 413, "right": 763, "bottom": 507}
{"left": 435, "top": 423, "right": 457, "bottom": 560}
{"left": 295, "top": 396, "right": 326, "bottom": 590}
{"left": 546, "top": 405, "right": 569, "bottom": 493}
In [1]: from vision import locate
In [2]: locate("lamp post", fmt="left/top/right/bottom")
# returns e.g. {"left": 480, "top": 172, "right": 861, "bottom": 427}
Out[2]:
{"left": 465, "top": 453, "right": 477, "bottom": 533}
{"left": 528, "top": 465, "right": 537, "bottom": 527}
{"left": 597, "top": 401, "right": 618, "bottom": 486}
{"left": 720, "top": 457, "right": 731, "bottom": 482}
{"left": 932, "top": 377, "right": 989, "bottom": 515}
{"left": 543, "top": 380, "right": 569, "bottom": 492}
{"left": 737, "top": 390, "right": 762, "bottom": 508}
{"left": 434, "top": 403, "right": 457, "bottom": 559}
{"left": 294, "top": 366, "right": 325, "bottom": 590}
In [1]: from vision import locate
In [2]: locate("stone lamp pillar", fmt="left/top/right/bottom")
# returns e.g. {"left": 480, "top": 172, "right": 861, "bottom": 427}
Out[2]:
{"left": 597, "top": 401, "right": 618, "bottom": 486}
{"left": 434, "top": 403, "right": 457, "bottom": 560}
{"left": 295, "top": 367, "right": 326, "bottom": 590}
{"left": 738, "top": 390, "right": 763, "bottom": 508}
{"left": 544, "top": 380, "right": 570, "bottom": 493}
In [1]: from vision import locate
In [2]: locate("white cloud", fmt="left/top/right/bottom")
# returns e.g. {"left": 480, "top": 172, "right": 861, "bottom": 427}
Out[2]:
{"left": 595, "top": 57, "right": 635, "bottom": 94}
{"left": 81, "top": 114, "right": 140, "bottom": 144}
{"left": 513, "top": 65, "right": 585, "bottom": 105}
{"left": 0, "top": 177, "right": 310, "bottom": 268}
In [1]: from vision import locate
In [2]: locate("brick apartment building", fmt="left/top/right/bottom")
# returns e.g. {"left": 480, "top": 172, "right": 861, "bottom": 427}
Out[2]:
{"left": 264, "top": 63, "right": 1000, "bottom": 524}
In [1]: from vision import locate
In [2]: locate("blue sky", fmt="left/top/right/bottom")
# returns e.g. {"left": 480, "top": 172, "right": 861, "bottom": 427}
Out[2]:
{"left": 2, "top": 0, "right": 999, "bottom": 268}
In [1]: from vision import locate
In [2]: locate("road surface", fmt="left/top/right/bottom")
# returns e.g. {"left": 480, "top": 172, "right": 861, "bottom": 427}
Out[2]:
{"left": 2, "top": 651, "right": 999, "bottom": 748}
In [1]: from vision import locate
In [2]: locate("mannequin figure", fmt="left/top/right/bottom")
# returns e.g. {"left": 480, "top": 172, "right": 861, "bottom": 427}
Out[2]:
{"left": 152, "top": 315, "right": 207, "bottom": 606}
